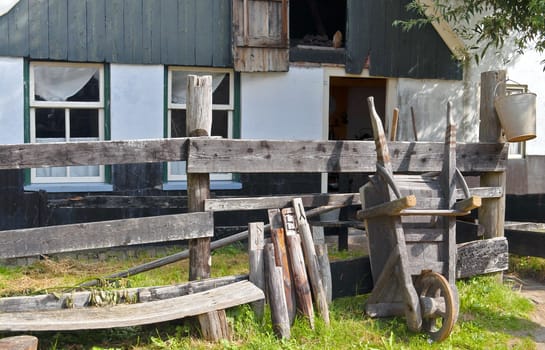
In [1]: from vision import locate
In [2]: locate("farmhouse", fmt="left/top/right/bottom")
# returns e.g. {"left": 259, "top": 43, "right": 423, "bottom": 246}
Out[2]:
{"left": 0, "top": 0, "right": 543, "bottom": 230}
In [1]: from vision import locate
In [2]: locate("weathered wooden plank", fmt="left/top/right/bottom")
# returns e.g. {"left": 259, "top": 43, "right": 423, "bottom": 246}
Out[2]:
{"left": 48, "top": 195, "right": 187, "bottom": 209}
{"left": 293, "top": 198, "right": 330, "bottom": 325}
{"left": 0, "top": 281, "right": 264, "bottom": 332}
{"left": 142, "top": 0, "right": 161, "bottom": 64}
{"left": 211, "top": 0, "right": 231, "bottom": 66}
{"left": 0, "top": 335, "right": 38, "bottom": 350}
{"left": 248, "top": 222, "right": 265, "bottom": 319}
{"left": 0, "top": 139, "right": 188, "bottom": 169}
{"left": 286, "top": 234, "right": 315, "bottom": 329}
{"left": 0, "top": 212, "right": 213, "bottom": 259}
{"left": 195, "top": 0, "right": 213, "bottom": 66}
{"left": 86, "top": 0, "right": 106, "bottom": 62}
{"left": 453, "top": 195, "right": 481, "bottom": 212}
{"left": 479, "top": 71, "right": 507, "bottom": 250}
{"left": 123, "top": 0, "right": 143, "bottom": 64}
{"left": 204, "top": 189, "right": 500, "bottom": 212}
{"left": 187, "top": 139, "right": 508, "bottom": 173}
{"left": 205, "top": 193, "right": 360, "bottom": 212}
{"left": 0, "top": 138, "right": 507, "bottom": 173}
{"left": 29, "top": 0, "right": 49, "bottom": 59}
{"left": 268, "top": 209, "right": 296, "bottom": 325}
{"left": 161, "top": 0, "right": 179, "bottom": 64}
{"left": 178, "top": 0, "right": 196, "bottom": 65}
{"left": 0, "top": 275, "right": 247, "bottom": 313}
{"left": 456, "top": 237, "right": 509, "bottom": 278}
{"left": 48, "top": 0, "right": 68, "bottom": 60}
{"left": 67, "top": 0, "right": 87, "bottom": 61}
{"left": 265, "top": 243, "right": 290, "bottom": 339}
{"left": 7, "top": 0, "right": 29, "bottom": 57}
{"left": 105, "top": 0, "right": 124, "bottom": 62}
{"left": 357, "top": 195, "right": 416, "bottom": 220}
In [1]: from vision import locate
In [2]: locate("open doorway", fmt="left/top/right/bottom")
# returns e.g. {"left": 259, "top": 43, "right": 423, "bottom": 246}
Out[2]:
{"left": 328, "top": 77, "right": 387, "bottom": 193}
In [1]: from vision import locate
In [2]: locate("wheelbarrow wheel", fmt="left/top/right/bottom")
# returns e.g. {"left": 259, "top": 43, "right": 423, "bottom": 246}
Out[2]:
{"left": 416, "top": 271, "right": 456, "bottom": 342}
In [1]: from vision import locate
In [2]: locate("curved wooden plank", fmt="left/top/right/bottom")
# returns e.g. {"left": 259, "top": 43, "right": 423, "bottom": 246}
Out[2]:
{"left": 0, "top": 281, "right": 264, "bottom": 332}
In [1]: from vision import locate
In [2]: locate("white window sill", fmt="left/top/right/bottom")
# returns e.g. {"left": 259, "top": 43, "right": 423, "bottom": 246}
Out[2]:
{"left": 24, "top": 183, "right": 114, "bottom": 193}
{"left": 163, "top": 181, "right": 242, "bottom": 191}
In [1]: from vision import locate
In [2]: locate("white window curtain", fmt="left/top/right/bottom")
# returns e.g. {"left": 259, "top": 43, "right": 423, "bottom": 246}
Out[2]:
{"left": 34, "top": 66, "right": 98, "bottom": 101}
{"left": 171, "top": 72, "right": 226, "bottom": 104}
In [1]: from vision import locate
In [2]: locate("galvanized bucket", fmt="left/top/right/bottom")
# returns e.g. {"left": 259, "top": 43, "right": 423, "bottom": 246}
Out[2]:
{"left": 494, "top": 90, "right": 537, "bottom": 142}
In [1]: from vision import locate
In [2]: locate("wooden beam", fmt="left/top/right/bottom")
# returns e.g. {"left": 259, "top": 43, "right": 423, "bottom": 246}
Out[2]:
{"left": 0, "top": 281, "right": 264, "bottom": 332}
{"left": 0, "top": 212, "right": 213, "bottom": 259}
{"left": 0, "top": 275, "right": 248, "bottom": 313}
{"left": 204, "top": 188, "right": 501, "bottom": 212}
{"left": 0, "top": 139, "right": 188, "bottom": 169}
{"left": 0, "top": 336, "right": 38, "bottom": 350}
{"left": 479, "top": 70, "right": 507, "bottom": 282}
{"left": 187, "top": 139, "right": 508, "bottom": 174}
{"left": 48, "top": 195, "right": 187, "bottom": 209}
{"left": 356, "top": 195, "right": 416, "bottom": 220}
{"left": 0, "top": 138, "right": 507, "bottom": 173}
{"left": 453, "top": 196, "right": 481, "bottom": 212}
{"left": 456, "top": 237, "right": 509, "bottom": 278}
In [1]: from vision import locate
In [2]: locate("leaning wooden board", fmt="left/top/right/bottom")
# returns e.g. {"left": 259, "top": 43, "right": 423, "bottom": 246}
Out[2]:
{"left": 0, "top": 281, "right": 264, "bottom": 332}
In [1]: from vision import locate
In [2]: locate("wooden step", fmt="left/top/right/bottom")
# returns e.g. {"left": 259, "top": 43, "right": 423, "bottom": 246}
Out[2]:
{"left": 0, "top": 281, "right": 264, "bottom": 332}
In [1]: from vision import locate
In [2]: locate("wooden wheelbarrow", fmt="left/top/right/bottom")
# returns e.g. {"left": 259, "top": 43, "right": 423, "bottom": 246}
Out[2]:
{"left": 357, "top": 97, "right": 481, "bottom": 341}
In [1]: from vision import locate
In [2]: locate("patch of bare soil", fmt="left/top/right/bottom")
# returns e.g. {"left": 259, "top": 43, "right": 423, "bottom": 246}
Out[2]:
{"left": 509, "top": 276, "right": 545, "bottom": 349}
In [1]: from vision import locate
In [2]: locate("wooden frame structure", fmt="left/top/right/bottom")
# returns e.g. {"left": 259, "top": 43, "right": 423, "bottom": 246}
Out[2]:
{"left": 0, "top": 72, "right": 510, "bottom": 341}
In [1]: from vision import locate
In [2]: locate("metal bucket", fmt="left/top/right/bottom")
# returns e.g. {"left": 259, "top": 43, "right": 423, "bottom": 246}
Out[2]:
{"left": 494, "top": 92, "right": 537, "bottom": 142}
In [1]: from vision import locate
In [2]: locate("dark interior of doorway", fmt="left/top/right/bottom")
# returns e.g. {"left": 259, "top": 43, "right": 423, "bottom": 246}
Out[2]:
{"left": 289, "top": 0, "right": 347, "bottom": 47}
{"left": 326, "top": 76, "right": 387, "bottom": 250}
{"left": 328, "top": 76, "right": 387, "bottom": 193}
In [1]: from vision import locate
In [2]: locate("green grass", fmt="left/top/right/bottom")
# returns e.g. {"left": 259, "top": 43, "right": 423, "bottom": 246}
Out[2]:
{"left": 0, "top": 245, "right": 539, "bottom": 349}
{"left": 509, "top": 255, "right": 545, "bottom": 282}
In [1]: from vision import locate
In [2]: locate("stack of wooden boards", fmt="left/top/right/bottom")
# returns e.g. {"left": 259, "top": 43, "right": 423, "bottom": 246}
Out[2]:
{"left": 248, "top": 198, "right": 331, "bottom": 339}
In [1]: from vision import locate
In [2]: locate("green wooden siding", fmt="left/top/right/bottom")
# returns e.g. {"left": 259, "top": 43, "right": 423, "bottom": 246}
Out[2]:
{"left": 346, "top": 0, "right": 462, "bottom": 80}
{"left": 0, "top": 0, "right": 232, "bottom": 67}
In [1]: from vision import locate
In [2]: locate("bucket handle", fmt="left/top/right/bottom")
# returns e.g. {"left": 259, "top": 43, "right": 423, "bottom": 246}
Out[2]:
{"left": 494, "top": 78, "right": 530, "bottom": 98}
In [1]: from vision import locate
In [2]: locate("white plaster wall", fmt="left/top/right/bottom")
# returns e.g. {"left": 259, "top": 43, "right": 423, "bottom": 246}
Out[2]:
{"left": 396, "top": 78, "right": 465, "bottom": 141}
{"left": 110, "top": 64, "right": 164, "bottom": 140}
{"left": 240, "top": 66, "right": 324, "bottom": 140}
{"left": 0, "top": 56, "right": 24, "bottom": 144}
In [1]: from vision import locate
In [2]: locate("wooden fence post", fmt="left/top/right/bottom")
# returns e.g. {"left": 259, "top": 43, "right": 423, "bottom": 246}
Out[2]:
{"left": 479, "top": 71, "right": 507, "bottom": 280}
{"left": 186, "top": 75, "right": 229, "bottom": 341}
{"left": 248, "top": 222, "right": 265, "bottom": 320}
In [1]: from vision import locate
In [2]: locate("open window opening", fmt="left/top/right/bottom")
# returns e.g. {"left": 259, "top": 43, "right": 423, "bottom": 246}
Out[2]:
{"left": 290, "top": 0, "right": 347, "bottom": 48}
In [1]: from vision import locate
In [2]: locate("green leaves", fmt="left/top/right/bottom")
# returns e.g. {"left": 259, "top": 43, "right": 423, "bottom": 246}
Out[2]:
{"left": 400, "top": 0, "right": 545, "bottom": 64}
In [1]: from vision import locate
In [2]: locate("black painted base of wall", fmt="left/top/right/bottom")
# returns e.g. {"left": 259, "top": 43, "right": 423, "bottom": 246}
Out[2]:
{"left": 506, "top": 194, "right": 545, "bottom": 223}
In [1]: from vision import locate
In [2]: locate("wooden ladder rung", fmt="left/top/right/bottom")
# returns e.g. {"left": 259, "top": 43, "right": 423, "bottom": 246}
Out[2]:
{"left": 0, "top": 281, "right": 264, "bottom": 332}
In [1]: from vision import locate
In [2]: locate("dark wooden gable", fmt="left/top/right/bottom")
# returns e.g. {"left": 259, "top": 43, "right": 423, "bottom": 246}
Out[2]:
{"left": 346, "top": 0, "right": 462, "bottom": 80}
{"left": 0, "top": 0, "right": 231, "bottom": 67}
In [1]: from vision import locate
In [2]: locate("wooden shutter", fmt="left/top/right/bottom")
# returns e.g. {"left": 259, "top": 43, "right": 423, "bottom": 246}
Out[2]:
{"left": 233, "top": 0, "right": 289, "bottom": 72}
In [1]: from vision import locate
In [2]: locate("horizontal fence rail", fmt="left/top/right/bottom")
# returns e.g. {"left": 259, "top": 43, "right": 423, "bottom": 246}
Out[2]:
{"left": 188, "top": 139, "right": 508, "bottom": 174}
{"left": 0, "top": 138, "right": 507, "bottom": 173}
{"left": 0, "top": 212, "right": 213, "bottom": 259}
{"left": 0, "top": 139, "right": 189, "bottom": 169}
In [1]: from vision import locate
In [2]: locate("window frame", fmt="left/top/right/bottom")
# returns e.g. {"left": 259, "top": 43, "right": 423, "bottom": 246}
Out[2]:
{"left": 166, "top": 66, "right": 235, "bottom": 182}
{"left": 26, "top": 61, "right": 109, "bottom": 186}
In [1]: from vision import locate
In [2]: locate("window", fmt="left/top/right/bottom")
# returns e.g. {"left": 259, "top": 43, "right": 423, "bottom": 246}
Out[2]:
{"left": 167, "top": 67, "right": 235, "bottom": 182}
{"left": 506, "top": 83, "right": 527, "bottom": 159}
{"left": 28, "top": 61, "right": 107, "bottom": 184}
